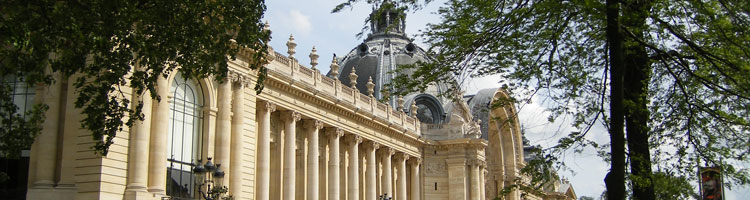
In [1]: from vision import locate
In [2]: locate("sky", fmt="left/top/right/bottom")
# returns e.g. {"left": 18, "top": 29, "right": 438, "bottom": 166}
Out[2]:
{"left": 263, "top": 0, "right": 749, "bottom": 199}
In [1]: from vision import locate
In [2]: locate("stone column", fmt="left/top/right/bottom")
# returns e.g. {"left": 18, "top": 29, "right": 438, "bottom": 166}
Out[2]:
{"left": 148, "top": 75, "right": 170, "bottom": 194}
{"left": 470, "top": 160, "right": 481, "bottom": 200}
{"left": 126, "top": 88, "right": 152, "bottom": 195}
{"left": 347, "top": 135, "right": 362, "bottom": 200}
{"left": 281, "top": 111, "right": 301, "bottom": 200}
{"left": 327, "top": 128, "right": 344, "bottom": 200}
{"left": 365, "top": 142, "right": 380, "bottom": 200}
{"left": 396, "top": 153, "right": 408, "bottom": 200}
{"left": 215, "top": 80, "right": 232, "bottom": 187}
{"left": 33, "top": 72, "right": 63, "bottom": 187}
{"left": 305, "top": 120, "right": 324, "bottom": 200}
{"left": 256, "top": 102, "right": 275, "bottom": 200}
{"left": 229, "top": 82, "right": 245, "bottom": 198}
{"left": 480, "top": 167, "right": 487, "bottom": 200}
{"left": 410, "top": 158, "right": 421, "bottom": 200}
{"left": 381, "top": 148, "right": 395, "bottom": 198}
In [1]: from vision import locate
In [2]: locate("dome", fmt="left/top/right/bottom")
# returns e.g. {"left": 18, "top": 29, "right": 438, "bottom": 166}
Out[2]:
{"left": 327, "top": 1, "right": 451, "bottom": 113}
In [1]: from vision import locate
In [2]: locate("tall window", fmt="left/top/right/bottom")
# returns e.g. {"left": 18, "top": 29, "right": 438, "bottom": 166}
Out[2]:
{"left": 2, "top": 75, "right": 36, "bottom": 120}
{"left": 0, "top": 75, "right": 35, "bottom": 199}
{"left": 166, "top": 73, "right": 204, "bottom": 199}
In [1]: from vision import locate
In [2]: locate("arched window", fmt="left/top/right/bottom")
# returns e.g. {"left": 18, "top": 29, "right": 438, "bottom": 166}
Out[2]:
{"left": 166, "top": 73, "right": 204, "bottom": 199}
{"left": 407, "top": 94, "right": 445, "bottom": 124}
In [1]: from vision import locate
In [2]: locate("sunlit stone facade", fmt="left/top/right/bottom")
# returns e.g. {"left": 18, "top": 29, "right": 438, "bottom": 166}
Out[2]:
{"left": 22, "top": 3, "right": 576, "bottom": 200}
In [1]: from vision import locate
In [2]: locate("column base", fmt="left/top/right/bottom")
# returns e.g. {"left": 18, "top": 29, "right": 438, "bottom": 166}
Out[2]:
{"left": 125, "top": 189, "right": 163, "bottom": 200}
{"left": 26, "top": 186, "right": 76, "bottom": 200}
{"left": 32, "top": 180, "right": 55, "bottom": 188}
{"left": 147, "top": 188, "right": 165, "bottom": 194}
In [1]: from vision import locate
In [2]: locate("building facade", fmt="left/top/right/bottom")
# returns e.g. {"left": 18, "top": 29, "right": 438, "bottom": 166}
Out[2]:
{"left": 20, "top": 3, "right": 576, "bottom": 200}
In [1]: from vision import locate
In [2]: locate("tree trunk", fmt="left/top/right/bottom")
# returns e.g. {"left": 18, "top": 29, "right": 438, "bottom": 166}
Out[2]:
{"left": 622, "top": 0, "right": 656, "bottom": 199}
{"left": 605, "top": 0, "right": 627, "bottom": 199}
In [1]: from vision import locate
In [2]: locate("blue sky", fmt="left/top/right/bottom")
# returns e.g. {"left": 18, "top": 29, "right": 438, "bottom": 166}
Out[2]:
{"left": 263, "top": 0, "right": 749, "bottom": 199}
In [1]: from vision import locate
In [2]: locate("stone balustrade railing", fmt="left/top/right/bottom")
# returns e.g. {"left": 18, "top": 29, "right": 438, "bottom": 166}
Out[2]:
{"left": 265, "top": 50, "right": 421, "bottom": 135}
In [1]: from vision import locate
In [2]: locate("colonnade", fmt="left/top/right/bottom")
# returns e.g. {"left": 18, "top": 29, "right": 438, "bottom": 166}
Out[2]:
{"left": 256, "top": 101, "right": 422, "bottom": 200}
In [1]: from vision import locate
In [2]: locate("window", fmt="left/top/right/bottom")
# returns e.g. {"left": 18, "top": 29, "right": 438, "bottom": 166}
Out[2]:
{"left": 166, "top": 73, "right": 204, "bottom": 199}
{"left": 409, "top": 94, "right": 444, "bottom": 124}
{"left": 2, "top": 75, "right": 35, "bottom": 120}
{"left": 1, "top": 74, "right": 36, "bottom": 154}
{"left": 0, "top": 75, "right": 35, "bottom": 199}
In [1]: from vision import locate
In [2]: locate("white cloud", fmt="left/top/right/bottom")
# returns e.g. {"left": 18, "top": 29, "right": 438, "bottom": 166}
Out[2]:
{"left": 287, "top": 10, "right": 313, "bottom": 35}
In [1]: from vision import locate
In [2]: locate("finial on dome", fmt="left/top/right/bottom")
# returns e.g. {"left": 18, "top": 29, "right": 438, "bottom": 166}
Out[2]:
{"left": 397, "top": 95, "right": 404, "bottom": 111}
{"left": 286, "top": 34, "right": 297, "bottom": 60}
{"left": 366, "top": 76, "right": 376, "bottom": 97}
{"left": 410, "top": 100, "right": 418, "bottom": 116}
{"left": 309, "top": 46, "right": 319, "bottom": 70}
{"left": 329, "top": 55, "right": 340, "bottom": 80}
{"left": 349, "top": 66, "right": 358, "bottom": 88}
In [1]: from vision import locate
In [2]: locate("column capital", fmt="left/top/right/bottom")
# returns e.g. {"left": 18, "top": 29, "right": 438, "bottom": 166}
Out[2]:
{"left": 229, "top": 70, "right": 253, "bottom": 87}
{"left": 409, "top": 157, "right": 422, "bottom": 165}
{"left": 468, "top": 159, "right": 487, "bottom": 167}
{"left": 346, "top": 134, "right": 363, "bottom": 144}
{"left": 261, "top": 101, "right": 276, "bottom": 112}
{"left": 325, "top": 127, "right": 345, "bottom": 138}
{"left": 396, "top": 152, "right": 410, "bottom": 161}
{"left": 304, "top": 119, "right": 324, "bottom": 130}
{"left": 364, "top": 141, "right": 380, "bottom": 150}
{"left": 380, "top": 147, "right": 396, "bottom": 156}
{"left": 280, "top": 110, "right": 301, "bottom": 122}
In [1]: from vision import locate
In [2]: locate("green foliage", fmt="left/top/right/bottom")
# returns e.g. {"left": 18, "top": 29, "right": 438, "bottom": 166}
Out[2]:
{"left": 338, "top": 0, "right": 750, "bottom": 198}
{"left": 0, "top": 0, "right": 270, "bottom": 155}
{"left": 651, "top": 171, "right": 699, "bottom": 200}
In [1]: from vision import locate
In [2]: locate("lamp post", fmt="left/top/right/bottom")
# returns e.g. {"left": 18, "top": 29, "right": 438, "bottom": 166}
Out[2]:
{"left": 193, "top": 157, "right": 229, "bottom": 200}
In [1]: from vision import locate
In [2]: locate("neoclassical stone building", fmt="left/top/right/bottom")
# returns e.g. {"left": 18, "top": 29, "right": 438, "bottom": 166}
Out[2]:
{"left": 19, "top": 3, "right": 576, "bottom": 200}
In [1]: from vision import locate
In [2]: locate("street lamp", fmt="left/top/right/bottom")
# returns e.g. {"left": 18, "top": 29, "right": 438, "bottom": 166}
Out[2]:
{"left": 193, "top": 157, "right": 228, "bottom": 200}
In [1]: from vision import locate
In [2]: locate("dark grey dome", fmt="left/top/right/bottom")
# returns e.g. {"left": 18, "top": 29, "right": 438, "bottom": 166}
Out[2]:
{"left": 325, "top": 1, "right": 456, "bottom": 125}
{"left": 332, "top": 35, "right": 431, "bottom": 99}
{"left": 326, "top": 1, "right": 453, "bottom": 110}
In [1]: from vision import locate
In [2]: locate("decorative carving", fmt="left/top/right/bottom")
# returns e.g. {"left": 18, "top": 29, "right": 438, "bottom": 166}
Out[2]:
{"left": 426, "top": 160, "right": 446, "bottom": 174}
{"left": 326, "top": 127, "right": 345, "bottom": 138}
{"left": 262, "top": 101, "right": 276, "bottom": 112}
{"left": 365, "top": 141, "right": 381, "bottom": 150}
{"left": 409, "top": 157, "right": 423, "bottom": 165}
{"left": 366, "top": 76, "right": 375, "bottom": 97}
{"left": 410, "top": 100, "right": 417, "bottom": 116}
{"left": 380, "top": 147, "right": 396, "bottom": 156}
{"left": 280, "top": 110, "right": 301, "bottom": 122}
{"left": 304, "top": 119, "right": 324, "bottom": 130}
{"left": 309, "top": 46, "right": 319, "bottom": 70}
{"left": 347, "top": 135, "right": 363, "bottom": 144}
{"left": 349, "top": 66, "right": 358, "bottom": 88}
{"left": 286, "top": 34, "right": 297, "bottom": 60}
{"left": 397, "top": 153, "right": 410, "bottom": 161}
{"left": 397, "top": 95, "right": 404, "bottom": 111}
{"left": 228, "top": 70, "right": 253, "bottom": 87}
{"left": 329, "top": 56, "right": 340, "bottom": 79}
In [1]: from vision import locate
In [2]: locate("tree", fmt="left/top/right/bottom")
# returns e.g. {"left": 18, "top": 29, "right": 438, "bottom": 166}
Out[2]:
{"left": 336, "top": 0, "right": 750, "bottom": 199}
{"left": 0, "top": 0, "right": 271, "bottom": 157}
